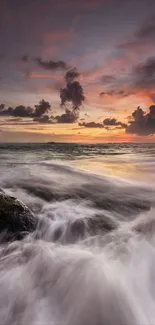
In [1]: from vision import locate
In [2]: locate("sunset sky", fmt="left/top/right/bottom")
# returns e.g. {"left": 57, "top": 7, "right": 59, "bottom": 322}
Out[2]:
{"left": 0, "top": 0, "right": 155, "bottom": 142}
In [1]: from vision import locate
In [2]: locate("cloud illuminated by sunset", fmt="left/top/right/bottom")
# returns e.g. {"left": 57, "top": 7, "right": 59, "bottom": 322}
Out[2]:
{"left": 0, "top": 0, "right": 155, "bottom": 142}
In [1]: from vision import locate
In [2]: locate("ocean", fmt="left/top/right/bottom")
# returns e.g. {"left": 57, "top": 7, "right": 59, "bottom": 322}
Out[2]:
{"left": 0, "top": 142, "right": 155, "bottom": 325}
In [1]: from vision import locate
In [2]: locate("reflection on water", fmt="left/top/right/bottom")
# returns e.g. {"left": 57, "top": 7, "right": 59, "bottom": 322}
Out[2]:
{"left": 70, "top": 154, "right": 155, "bottom": 184}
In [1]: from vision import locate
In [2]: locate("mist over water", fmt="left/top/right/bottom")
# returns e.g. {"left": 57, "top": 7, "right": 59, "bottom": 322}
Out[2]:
{"left": 0, "top": 143, "right": 155, "bottom": 324}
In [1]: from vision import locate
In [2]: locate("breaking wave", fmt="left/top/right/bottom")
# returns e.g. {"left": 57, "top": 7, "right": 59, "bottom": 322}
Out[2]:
{"left": 0, "top": 148, "right": 155, "bottom": 324}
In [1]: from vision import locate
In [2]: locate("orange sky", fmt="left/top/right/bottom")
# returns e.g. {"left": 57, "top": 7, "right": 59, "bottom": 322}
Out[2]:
{"left": 0, "top": 0, "right": 155, "bottom": 142}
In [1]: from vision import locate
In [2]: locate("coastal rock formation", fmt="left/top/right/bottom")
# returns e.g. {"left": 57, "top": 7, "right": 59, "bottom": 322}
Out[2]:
{"left": 0, "top": 189, "right": 37, "bottom": 242}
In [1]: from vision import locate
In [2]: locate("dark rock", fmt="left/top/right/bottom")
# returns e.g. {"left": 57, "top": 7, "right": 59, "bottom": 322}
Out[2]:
{"left": 0, "top": 189, "right": 37, "bottom": 242}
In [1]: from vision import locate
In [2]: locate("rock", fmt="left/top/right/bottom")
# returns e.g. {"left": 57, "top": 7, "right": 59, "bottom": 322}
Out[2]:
{"left": 0, "top": 189, "right": 37, "bottom": 242}
{"left": 64, "top": 214, "right": 118, "bottom": 243}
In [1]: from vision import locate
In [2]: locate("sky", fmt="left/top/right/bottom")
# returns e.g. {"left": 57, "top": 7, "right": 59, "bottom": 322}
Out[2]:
{"left": 0, "top": 0, "right": 155, "bottom": 143}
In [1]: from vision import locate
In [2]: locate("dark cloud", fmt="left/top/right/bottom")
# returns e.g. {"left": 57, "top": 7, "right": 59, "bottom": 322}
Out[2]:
{"left": 100, "top": 90, "right": 134, "bottom": 98}
{"left": 12, "top": 106, "right": 34, "bottom": 118}
{"left": 126, "top": 105, "right": 155, "bottom": 135}
{"left": 55, "top": 109, "right": 79, "bottom": 123}
{"left": 33, "top": 99, "right": 51, "bottom": 117}
{"left": 79, "top": 121, "right": 104, "bottom": 128}
{"left": 60, "top": 68, "right": 85, "bottom": 110}
{"left": 133, "top": 57, "right": 155, "bottom": 90}
{"left": 65, "top": 68, "right": 80, "bottom": 83}
{"left": 36, "top": 58, "right": 68, "bottom": 70}
{"left": 60, "top": 81, "right": 85, "bottom": 110}
{"left": 135, "top": 57, "right": 155, "bottom": 78}
{"left": 0, "top": 100, "right": 51, "bottom": 119}
{"left": 103, "top": 118, "right": 118, "bottom": 126}
{"left": 0, "top": 105, "right": 33, "bottom": 118}
{"left": 103, "top": 118, "right": 127, "bottom": 128}
{"left": 79, "top": 117, "right": 127, "bottom": 129}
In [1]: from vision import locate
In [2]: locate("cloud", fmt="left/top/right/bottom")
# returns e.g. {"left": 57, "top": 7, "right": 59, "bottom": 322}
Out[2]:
{"left": 135, "top": 57, "right": 155, "bottom": 77}
{"left": 103, "top": 118, "right": 127, "bottom": 128}
{"left": 65, "top": 68, "right": 80, "bottom": 83}
{"left": 33, "top": 115, "right": 53, "bottom": 124}
{"left": 79, "top": 121, "right": 104, "bottom": 128}
{"left": 126, "top": 105, "right": 155, "bottom": 135}
{"left": 33, "top": 99, "right": 51, "bottom": 117}
{"left": 36, "top": 58, "right": 68, "bottom": 70}
{"left": 0, "top": 100, "right": 51, "bottom": 119}
{"left": 133, "top": 57, "right": 155, "bottom": 89}
{"left": 100, "top": 90, "right": 134, "bottom": 98}
{"left": 119, "top": 16, "right": 155, "bottom": 50}
{"left": 60, "top": 68, "right": 85, "bottom": 110}
{"left": 55, "top": 109, "right": 79, "bottom": 123}
{"left": 0, "top": 105, "right": 33, "bottom": 117}
{"left": 136, "top": 16, "right": 155, "bottom": 41}
{"left": 79, "top": 118, "right": 127, "bottom": 129}
{"left": 0, "top": 67, "right": 85, "bottom": 125}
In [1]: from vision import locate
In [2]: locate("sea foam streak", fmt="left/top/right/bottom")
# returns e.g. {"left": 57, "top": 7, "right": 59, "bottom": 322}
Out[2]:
{"left": 0, "top": 153, "right": 155, "bottom": 324}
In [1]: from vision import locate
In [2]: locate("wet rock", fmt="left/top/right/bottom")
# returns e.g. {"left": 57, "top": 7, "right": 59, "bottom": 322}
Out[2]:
{"left": 0, "top": 189, "right": 37, "bottom": 242}
{"left": 65, "top": 214, "right": 118, "bottom": 243}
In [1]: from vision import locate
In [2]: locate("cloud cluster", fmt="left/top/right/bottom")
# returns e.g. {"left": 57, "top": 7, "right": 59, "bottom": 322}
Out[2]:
{"left": 60, "top": 68, "right": 85, "bottom": 110}
{"left": 57, "top": 68, "right": 85, "bottom": 123}
{"left": 79, "top": 118, "right": 127, "bottom": 129}
{"left": 0, "top": 68, "right": 85, "bottom": 125}
{"left": 79, "top": 121, "right": 104, "bottom": 128}
{"left": 126, "top": 105, "right": 155, "bottom": 135}
{"left": 0, "top": 100, "right": 51, "bottom": 119}
{"left": 0, "top": 105, "right": 33, "bottom": 118}
{"left": 103, "top": 118, "right": 127, "bottom": 128}
{"left": 79, "top": 104, "right": 155, "bottom": 135}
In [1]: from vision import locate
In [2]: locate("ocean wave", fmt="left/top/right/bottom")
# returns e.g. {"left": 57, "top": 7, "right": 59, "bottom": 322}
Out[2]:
{"left": 0, "top": 152, "right": 155, "bottom": 324}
